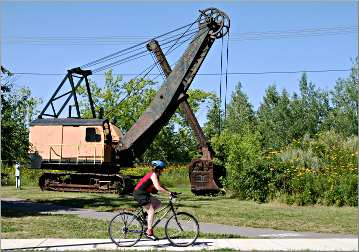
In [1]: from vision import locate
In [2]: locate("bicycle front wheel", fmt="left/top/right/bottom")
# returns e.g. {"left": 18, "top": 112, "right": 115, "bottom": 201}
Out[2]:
{"left": 165, "top": 212, "right": 199, "bottom": 247}
{"left": 108, "top": 212, "right": 143, "bottom": 247}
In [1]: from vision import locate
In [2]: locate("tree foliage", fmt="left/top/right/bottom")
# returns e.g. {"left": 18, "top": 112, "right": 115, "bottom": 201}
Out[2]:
{"left": 204, "top": 93, "right": 222, "bottom": 140}
{"left": 205, "top": 63, "right": 358, "bottom": 205}
{"left": 257, "top": 74, "right": 331, "bottom": 150}
{"left": 257, "top": 85, "right": 293, "bottom": 150}
{"left": 224, "top": 82, "right": 256, "bottom": 136}
{"left": 325, "top": 66, "right": 358, "bottom": 136}
{"left": 1, "top": 68, "right": 40, "bottom": 165}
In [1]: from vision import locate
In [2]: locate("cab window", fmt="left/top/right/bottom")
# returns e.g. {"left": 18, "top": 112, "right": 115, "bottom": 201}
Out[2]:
{"left": 85, "top": 127, "right": 101, "bottom": 142}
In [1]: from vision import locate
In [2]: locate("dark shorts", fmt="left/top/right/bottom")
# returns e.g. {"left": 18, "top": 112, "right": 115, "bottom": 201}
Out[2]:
{"left": 133, "top": 190, "right": 151, "bottom": 206}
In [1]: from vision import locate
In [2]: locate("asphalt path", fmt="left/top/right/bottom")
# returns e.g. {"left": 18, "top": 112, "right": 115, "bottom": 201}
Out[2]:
{"left": 2, "top": 238, "right": 358, "bottom": 251}
{"left": 2, "top": 197, "right": 356, "bottom": 239}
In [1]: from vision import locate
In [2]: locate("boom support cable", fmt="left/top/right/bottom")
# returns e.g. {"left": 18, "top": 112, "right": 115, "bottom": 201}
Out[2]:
{"left": 218, "top": 36, "right": 224, "bottom": 132}
{"left": 91, "top": 29, "right": 201, "bottom": 73}
{"left": 81, "top": 20, "right": 201, "bottom": 69}
{"left": 103, "top": 23, "right": 203, "bottom": 119}
{"left": 224, "top": 30, "right": 230, "bottom": 120}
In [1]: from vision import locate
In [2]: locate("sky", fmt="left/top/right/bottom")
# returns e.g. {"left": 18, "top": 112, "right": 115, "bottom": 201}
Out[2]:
{"left": 1, "top": 1, "right": 357, "bottom": 125}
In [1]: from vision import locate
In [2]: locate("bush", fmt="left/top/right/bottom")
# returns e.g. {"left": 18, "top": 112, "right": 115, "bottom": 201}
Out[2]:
{"left": 323, "top": 173, "right": 358, "bottom": 207}
{"left": 122, "top": 164, "right": 190, "bottom": 188}
{"left": 210, "top": 130, "right": 357, "bottom": 206}
{"left": 1, "top": 165, "right": 43, "bottom": 186}
{"left": 160, "top": 164, "right": 189, "bottom": 187}
{"left": 269, "top": 131, "right": 358, "bottom": 206}
{"left": 212, "top": 129, "right": 268, "bottom": 202}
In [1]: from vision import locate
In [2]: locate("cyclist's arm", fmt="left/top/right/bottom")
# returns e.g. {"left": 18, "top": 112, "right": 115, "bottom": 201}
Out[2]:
{"left": 151, "top": 173, "right": 171, "bottom": 195}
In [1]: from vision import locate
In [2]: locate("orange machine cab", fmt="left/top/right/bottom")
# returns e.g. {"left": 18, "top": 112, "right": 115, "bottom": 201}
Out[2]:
{"left": 29, "top": 118, "right": 123, "bottom": 169}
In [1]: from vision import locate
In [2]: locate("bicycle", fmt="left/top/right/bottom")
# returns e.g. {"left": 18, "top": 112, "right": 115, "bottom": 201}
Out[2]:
{"left": 108, "top": 192, "right": 199, "bottom": 247}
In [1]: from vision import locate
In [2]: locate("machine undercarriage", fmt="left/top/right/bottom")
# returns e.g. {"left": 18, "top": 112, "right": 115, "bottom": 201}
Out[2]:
{"left": 39, "top": 172, "right": 136, "bottom": 194}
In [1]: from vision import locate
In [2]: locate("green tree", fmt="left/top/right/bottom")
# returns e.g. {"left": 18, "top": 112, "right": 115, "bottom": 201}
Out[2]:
{"left": 204, "top": 93, "right": 222, "bottom": 140}
{"left": 290, "top": 73, "right": 330, "bottom": 138}
{"left": 224, "top": 82, "right": 256, "bottom": 136}
{"left": 1, "top": 67, "right": 40, "bottom": 165}
{"left": 257, "top": 74, "right": 330, "bottom": 150}
{"left": 212, "top": 129, "right": 267, "bottom": 201}
{"left": 257, "top": 85, "right": 292, "bottom": 150}
{"left": 325, "top": 66, "right": 358, "bottom": 136}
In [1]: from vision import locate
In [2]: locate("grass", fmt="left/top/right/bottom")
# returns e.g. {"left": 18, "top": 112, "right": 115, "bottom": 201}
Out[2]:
{"left": 1, "top": 186, "right": 357, "bottom": 235}
{"left": 1, "top": 197, "right": 241, "bottom": 239}
{"left": 2, "top": 212, "right": 239, "bottom": 239}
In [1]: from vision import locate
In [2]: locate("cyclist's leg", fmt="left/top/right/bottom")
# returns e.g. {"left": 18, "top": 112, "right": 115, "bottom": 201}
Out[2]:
{"left": 143, "top": 196, "right": 161, "bottom": 238}
{"left": 151, "top": 196, "right": 161, "bottom": 210}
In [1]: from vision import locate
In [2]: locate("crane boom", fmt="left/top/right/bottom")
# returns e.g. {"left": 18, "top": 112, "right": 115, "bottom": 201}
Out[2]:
{"left": 117, "top": 10, "right": 229, "bottom": 163}
{"left": 146, "top": 39, "right": 212, "bottom": 159}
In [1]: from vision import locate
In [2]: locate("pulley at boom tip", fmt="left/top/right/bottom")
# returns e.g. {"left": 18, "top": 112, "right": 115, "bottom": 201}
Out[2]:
{"left": 198, "top": 7, "right": 230, "bottom": 39}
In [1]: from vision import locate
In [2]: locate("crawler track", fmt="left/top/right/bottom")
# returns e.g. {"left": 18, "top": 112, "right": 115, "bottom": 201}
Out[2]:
{"left": 39, "top": 172, "right": 135, "bottom": 194}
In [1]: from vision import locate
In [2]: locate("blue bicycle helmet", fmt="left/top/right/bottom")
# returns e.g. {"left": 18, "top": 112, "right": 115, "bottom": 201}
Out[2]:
{"left": 151, "top": 160, "right": 166, "bottom": 170}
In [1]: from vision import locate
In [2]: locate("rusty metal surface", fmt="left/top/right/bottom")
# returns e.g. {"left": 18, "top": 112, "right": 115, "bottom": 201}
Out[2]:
{"left": 117, "top": 18, "right": 215, "bottom": 160}
{"left": 188, "top": 159, "right": 220, "bottom": 193}
{"left": 39, "top": 172, "right": 134, "bottom": 194}
{"left": 147, "top": 39, "right": 211, "bottom": 157}
{"left": 146, "top": 38, "right": 221, "bottom": 193}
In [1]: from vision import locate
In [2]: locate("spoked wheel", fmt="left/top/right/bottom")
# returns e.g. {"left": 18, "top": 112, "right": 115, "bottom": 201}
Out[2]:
{"left": 108, "top": 212, "right": 143, "bottom": 247}
{"left": 165, "top": 212, "right": 199, "bottom": 247}
{"left": 198, "top": 7, "right": 230, "bottom": 38}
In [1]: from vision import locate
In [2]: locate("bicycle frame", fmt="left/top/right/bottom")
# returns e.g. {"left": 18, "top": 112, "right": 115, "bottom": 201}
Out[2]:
{"left": 109, "top": 193, "right": 199, "bottom": 247}
{"left": 136, "top": 197, "right": 178, "bottom": 230}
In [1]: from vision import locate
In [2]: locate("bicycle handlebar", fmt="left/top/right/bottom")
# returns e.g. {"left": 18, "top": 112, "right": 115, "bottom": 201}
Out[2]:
{"left": 169, "top": 192, "right": 182, "bottom": 199}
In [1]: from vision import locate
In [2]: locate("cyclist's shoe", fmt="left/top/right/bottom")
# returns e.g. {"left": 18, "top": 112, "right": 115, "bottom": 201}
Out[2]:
{"left": 145, "top": 229, "right": 158, "bottom": 241}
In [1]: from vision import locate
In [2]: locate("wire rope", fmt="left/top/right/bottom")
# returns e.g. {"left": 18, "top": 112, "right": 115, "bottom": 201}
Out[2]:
{"left": 224, "top": 30, "right": 230, "bottom": 120}
{"left": 81, "top": 20, "right": 201, "bottom": 68}
{"left": 92, "top": 29, "right": 201, "bottom": 73}
{"left": 104, "top": 22, "right": 203, "bottom": 118}
{"left": 218, "top": 36, "right": 224, "bottom": 132}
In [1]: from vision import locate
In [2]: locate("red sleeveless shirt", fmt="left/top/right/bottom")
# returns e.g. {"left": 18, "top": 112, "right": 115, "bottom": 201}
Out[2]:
{"left": 134, "top": 171, "right": 158, "bottom": 193}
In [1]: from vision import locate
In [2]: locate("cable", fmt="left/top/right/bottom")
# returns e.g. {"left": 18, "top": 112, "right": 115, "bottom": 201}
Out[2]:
{"left": 219, "top": 36, "right": 224, "bottom": 132}
{"left": 11, "top": 69, "right": 353, "bottom": 76}
{"left": 104, "top": 24, "right": 203, "bottom": 118}
{"left": 83, "top": 29, "right": 199, "bottom": 72}
{"left": 92, "top": 49, "right": 150, "bottom": 73}
{"left": 151, "top": 53, "right": 165, "bottom": 81}
{"left": 81, "top": 20, "right": 199, "bottom": 68}
{"left": 91, "top": 29, "right": 200, "bottom": 73}
{"left": 4, "top": 26, "right": 356, "bottom": 45}
{"left": 224, "top": 30, "right": 230, "bottom": 120}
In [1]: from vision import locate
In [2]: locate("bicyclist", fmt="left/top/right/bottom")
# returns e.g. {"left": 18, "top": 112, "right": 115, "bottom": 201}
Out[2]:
{"left": 133, "top": 160, "right": 172, "bottom": 241}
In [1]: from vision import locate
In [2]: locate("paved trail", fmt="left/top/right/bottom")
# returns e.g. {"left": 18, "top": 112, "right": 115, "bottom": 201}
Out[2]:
{"left": 2, "top": 197, "right": 356, "bottom": 239}
{"left": 2, "top": 238, "right": 358, "bottom": 251}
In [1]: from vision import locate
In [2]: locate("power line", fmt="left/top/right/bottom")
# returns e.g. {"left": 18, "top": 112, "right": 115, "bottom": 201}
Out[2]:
{"left": 3, "top": 26, "right": 357, "bottom": 45}
{"left": 10, "top": 69, "right": 352, "bottom": 76}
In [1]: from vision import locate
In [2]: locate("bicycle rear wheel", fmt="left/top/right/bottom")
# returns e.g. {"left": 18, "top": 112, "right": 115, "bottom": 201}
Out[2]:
{"left": 165, "top": 212, "right": 199, "bottom": 247}
{"left": 108, "top": 212, "right": 143, "bottom": 247}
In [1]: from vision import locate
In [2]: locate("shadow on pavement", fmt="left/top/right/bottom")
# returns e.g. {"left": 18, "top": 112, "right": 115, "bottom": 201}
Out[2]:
{"left": 1, "top": 196, "right": 139, "bottom": 217}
